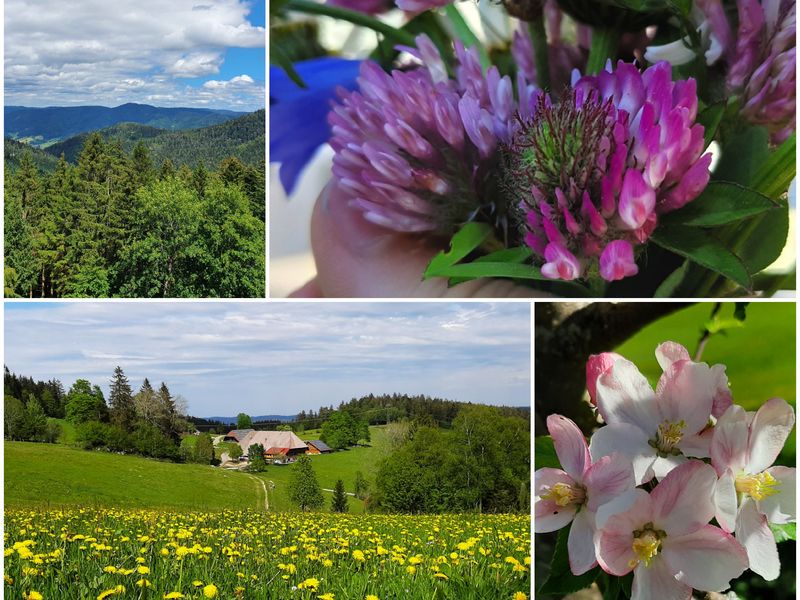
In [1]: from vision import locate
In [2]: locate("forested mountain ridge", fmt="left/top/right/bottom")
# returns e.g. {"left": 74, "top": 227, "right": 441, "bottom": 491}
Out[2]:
{"left": 5, "top": 103, "right": 244, "bottom": 145}
{"left": 45, "top": 110, "right": 265, "bottom": 167}
{"left": 4, "top": 138, "right": 59, "bottom": 173}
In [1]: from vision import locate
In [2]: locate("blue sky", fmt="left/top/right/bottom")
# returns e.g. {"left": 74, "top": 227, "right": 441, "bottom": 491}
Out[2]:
{"left": 4, "top": 302, "right": 531, "bottom": 417}
{"left": 4, "top": 0, "right": 265, "bottom": 110}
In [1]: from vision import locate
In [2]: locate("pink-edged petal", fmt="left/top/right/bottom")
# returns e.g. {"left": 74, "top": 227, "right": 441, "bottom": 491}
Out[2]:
{"left": 568, "top": 508, "right": 598, "bottom": 575}
{"left": 678, "top": 431, "right": 711, "bottom": 458}
{"left": 589, "top": 423, "right": 657, "bottom": 485}
{"left": 534, "top": 468, "right": 578, "bottom": 533}
{"left": 631, "top": 558, "right": 691, "bottom": 600}
{"left": 618, "top": 169, "right": 656, "bottom": 230}
{"left": 711, "top": 404, "right": 749, "bottom": 475}
{"left": 599, "top": 240, "right": 639, "bottom": 281}
{"left": 654, "top": 341, "right": 691, "bottom": 371}
{"left": 584, "top": 452, "right": 636, "bottom": 512}
{"left": 651, "top": 454, "right": 687, "bottom": 481}
{"left": 596, "top": 490, "right": 652, "bottom": 576}
{"left": 710, "top": 364, "right": 733, "bottom": 418}
{"left": 714, "top": 469, "right": 738, "bottom": 533}
{"left": 747, "top": 397, "right": 796, "bottom": 474}
{"left": 758, "top": 466, "right": 796, "bottom": 525}
{"left": 586, "top": 352, "right": 622, "bottom": 406}
{"left": 655, "top": 360, "right": 716, "bottom": 435}
{"left": 735, "top": 497, "right": 780, "bottom": 581}
{"left": 547, "top": 414, "right": 591, "bottom": 482}
{"left": 596, "top": 358, "right": 659, "bottom": 432}
{"left": 662, "top": 525, "right": 748, "bottom": 592}
{"left": 541, "top": 242, "right": 582, "bottom": 280}
{"left": 651, "top": 460, "right": 716, "bottom": 536}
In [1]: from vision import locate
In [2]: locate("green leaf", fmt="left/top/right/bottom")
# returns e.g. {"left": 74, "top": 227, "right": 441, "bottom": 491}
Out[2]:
{"left": 770, "top": 522, "right": 796, "bottom": 543}
{"left": 448, "top": 246, "right": 533, "bottom": 285}
{"left": 735, "top": 200, "right": 790, "bottom": 274}
{"left": 443, "top": 4, "right": 490, "bottom": 69}
{"left": 650, "top": 226, "right": 752, "bottom": 289}
{"left": 662, "top": 181, "right": 779, "bottom": 227}
{"left": 703, "top": 316, "right": 745, "bottom": 334}
{"left": 534, "top": 436, "right": 560, "bottom": 470}
{"left": 539, "top": 527, "right": 602, "bottom": 595}
{"left": 269, "top": 43, "right": 306, "bottom": 88}
{"left": 424, "top": 223, "right": 493, "bottom": 278}
{"left": 751, "top": 133, "right": 796, "bottom": 200}
{"left": 654, "top": 260, "right": 690, "bottom": 297}
{"left": 713, "top": 126, "right": 770, "bottom": 186}
{"left": 697, "top": 102, "right": 725, "bottom": 149}
{"left": 439, "top": 261, "right": 548, "bottom": 281}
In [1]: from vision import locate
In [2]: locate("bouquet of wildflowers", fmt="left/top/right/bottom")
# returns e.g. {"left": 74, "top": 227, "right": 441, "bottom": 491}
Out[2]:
{"left": 534, "top": 341, "right": 796, "bottom": 598}
{"left": 271, "top": 0, "right": 796, "bottom": 297}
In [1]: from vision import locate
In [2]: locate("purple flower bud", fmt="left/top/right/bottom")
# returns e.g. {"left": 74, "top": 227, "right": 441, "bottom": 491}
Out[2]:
{"left": 599, "top": 240, "right": 639, "bottom": 281}
{"left": 458, "top": 95, "right": 497, "bottom": 159}
{"left": 541, "top": 242, "right": 582, "bottom": 280}
{"left": 618, "top": 170, "right": 656, "bottom": 230}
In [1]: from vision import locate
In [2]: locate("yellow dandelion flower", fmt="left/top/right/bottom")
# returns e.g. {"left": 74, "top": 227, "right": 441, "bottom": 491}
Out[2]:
{"left": 322, "top": 559, "right": 333, "bottom": 567}
{"left": 298, "top": 577, "right": 320, "bottom": 591}
{"left": 136, "top": 579, "right": 151, "bottom": 588}
{"left": 352, "top": 549, "right": 366, "bottom": 562}
{"left": 137, "top": 566, "right": 150, "bottom": 575}
{"left": 406, "top": 566, "right": 416, "bottom": 575}
{"left": 4, "top": 575, "right": 14, "bottom": 585}
{"left": 318, "top": 594, "right": 336, "bottom": 600}
{"left": 164, "top": 593, "right": 184, "bottom": 599}
{"left": 203, "top": 584, "right": 218, "bottom": 599}
{"left": 96, "top": 585, "right": 125, "bottom": 600}
{"left": 366, "top": 595, "right": 380, "bottom": 600}
{"left": 513, "top": 593, "right": 528, "bottom": 600}
{"left": 24, "top": 592, "right": 43, "bottom": 600}
{"left": 433, "top": 572, "right": 449, "bottom": 581}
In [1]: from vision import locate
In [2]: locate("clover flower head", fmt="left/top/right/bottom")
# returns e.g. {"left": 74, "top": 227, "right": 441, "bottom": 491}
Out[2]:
{"left": 508, "top": 61, "right": 711, "bottom": 282}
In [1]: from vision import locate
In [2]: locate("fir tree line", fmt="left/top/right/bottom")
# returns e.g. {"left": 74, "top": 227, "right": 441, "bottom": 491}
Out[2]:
{"left": 5, "top": 133, "right": 265, "bottom": 298}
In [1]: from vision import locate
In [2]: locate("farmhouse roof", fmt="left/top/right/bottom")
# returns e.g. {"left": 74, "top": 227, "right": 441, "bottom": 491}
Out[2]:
{"left": 224, "top": 429, "right": 254, "bottom": 441}
{"left": 265, "top": 447, "right": 290, "bottom": 455}
{"left": 240, "top": 430, "right": 307, "bottom": 454}
{"left": 307, "top": 440, "right": 333, "bottom": 452}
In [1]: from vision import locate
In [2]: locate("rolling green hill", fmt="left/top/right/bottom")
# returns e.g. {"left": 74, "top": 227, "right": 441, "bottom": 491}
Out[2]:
{"left": 4, "top": 138, "right": 60, "bottom": 173}
{"left": 45, "top": 110, "right": 265, "bottom": 168}
{"left": 5, "top": 103, "right": 244, "bottom": 145}
{"left": 4, "top": 442, "right": 264, "bottom": 511}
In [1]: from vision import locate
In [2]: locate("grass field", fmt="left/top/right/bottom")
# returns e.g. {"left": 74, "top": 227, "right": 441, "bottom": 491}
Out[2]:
{"left": 49, "top": 418, "right": 76, "bottom": 444}
{"left": 5, "top": 508, "right": 530, "bottom": 600}
{"left": 4, "top": 442, "right": 263, "bottom": 511}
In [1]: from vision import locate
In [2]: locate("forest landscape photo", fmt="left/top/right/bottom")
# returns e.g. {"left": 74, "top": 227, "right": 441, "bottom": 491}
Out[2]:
{"left": 3, "top": 0, "right": 266, "bottom": 298}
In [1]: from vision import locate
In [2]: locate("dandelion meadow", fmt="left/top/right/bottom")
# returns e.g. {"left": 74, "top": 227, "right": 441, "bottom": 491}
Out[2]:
{"left": 4, "top": 509, "right": 530, "bottom": 600}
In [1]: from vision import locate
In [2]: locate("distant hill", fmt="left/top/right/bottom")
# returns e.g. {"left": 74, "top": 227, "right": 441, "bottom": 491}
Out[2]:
{"left": 4, "top": 138, "right": 60, "bottom": 173}
{"left": 5, "top": 103, "right": 245, "bottom": 146}
{"left": 204, "top": 413, "right": 295, "bottom": 425}
{"left": 45, "top": 110, "right": 265, "bottom": 168}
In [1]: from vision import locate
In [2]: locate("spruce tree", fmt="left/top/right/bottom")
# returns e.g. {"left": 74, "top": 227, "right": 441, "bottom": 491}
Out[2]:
{"left": 157, "top": 382, "right": 178, "bottom": 440}
{"left": 289, "top": 455, "right": 324, "bottom": 511}
{"left": 108, "top": 366, "right": 135, "bottom": 431}
{"left": 331, "top": 479, "right": 349, "bottom": 513}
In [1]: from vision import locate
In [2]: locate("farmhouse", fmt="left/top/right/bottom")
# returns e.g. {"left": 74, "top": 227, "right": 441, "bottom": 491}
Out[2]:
{"left": 305, "top": 440, "right": 332, "bottom": 454}
{"left": 239, "top": 430, "right": 308, "bottom": 464}
{"left": 223, "top": 429, "right": 254, "bottom": 442}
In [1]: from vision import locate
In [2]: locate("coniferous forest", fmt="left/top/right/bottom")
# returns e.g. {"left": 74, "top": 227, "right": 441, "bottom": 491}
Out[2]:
{"left": 4, "top": 124, "right": 266, "bottom": 298}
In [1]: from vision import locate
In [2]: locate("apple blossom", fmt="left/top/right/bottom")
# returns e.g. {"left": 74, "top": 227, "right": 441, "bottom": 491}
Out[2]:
{"left": 711, "top": 397, "right": 797, "bottom": 580}
{"left": 535, "top": 414, "right": 635, "bottom": 574}
{"left": 595, "top": 460, "right": 748, "bottom": 600}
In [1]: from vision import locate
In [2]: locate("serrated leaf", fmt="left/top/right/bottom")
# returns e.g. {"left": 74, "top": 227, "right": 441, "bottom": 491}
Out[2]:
{"left": 654, "top": 259, "right": 689, "bottom": 297}
{"left": 770, "top": 522, "right": 796, "bottom": 542}
{"left": 539, "top": 527, "right": 601, "bottom": 595}
{"left": 534, "top": 436, "right": 560, "bottom": 470}
{"left": 697, "top": 102, "right": 725, "bottom": 149}
{"left": 650, "top": 226, "right": 752, "bottom": 290}
{"left": 424, "top": 222, "right": 492, "bottom": 278}
{"left": 663, "top": 181, "right": 780, "bottom": 227}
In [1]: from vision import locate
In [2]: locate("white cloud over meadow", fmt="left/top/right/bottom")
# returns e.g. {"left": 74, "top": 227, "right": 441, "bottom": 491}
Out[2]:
{"left": 5, "top": 0, "right": 265, "bottom": 110}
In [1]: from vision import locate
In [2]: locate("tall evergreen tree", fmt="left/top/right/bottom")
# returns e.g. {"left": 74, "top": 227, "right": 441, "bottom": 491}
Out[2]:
{"left": 289, "top": 455, "right": 324, "bottom": 511}
{"left": 331, "top": 479, "right": 349, "bottom": 513}
{"left": 158, "top": 382, "right": 178, "bottom": 440}
{"left": 108, "top": 366, "right": 135, "bottom": 431}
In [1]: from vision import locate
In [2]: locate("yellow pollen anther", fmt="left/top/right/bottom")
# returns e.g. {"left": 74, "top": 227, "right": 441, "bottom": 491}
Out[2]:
{"left": 657, "top": 419, "right": 685, "bottom": 449}
{"left": 735, "top": 471, "right": 780, "bottom": 501}
{"left": 542, "top": 482, "right": 582, "bottom": 507}
{"left": 628, "top": 531, "right": 661, "bottom": 568}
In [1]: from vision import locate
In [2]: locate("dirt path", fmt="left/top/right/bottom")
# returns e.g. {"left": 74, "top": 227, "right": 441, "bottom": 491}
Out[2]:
{"left": 248, "top": 475, "right": 269, "bottom": 511}
{"left": 322, "top": 488, "right": 356, "bottom": 496}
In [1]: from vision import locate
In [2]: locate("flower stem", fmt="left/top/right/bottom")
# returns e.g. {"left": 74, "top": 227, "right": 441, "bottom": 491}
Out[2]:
{"left": 586, "top": 27, "right": 619, "bottom": 75}
{"left": 286, "top": 0, "right": 417, "bottom": 46}
{"left": 528, "top": 16, "right": 551, "bottom": 91}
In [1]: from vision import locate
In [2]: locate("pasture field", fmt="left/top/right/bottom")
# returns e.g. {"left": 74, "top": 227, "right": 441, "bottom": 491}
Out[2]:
{"left": 4, "top": 442, "right": 263, "bottom": 511}
{"left": 4, "top": 509, "right": 531, "bottom": 600}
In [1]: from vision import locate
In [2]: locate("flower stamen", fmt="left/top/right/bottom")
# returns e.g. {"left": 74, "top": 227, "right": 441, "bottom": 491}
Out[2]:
{"left": 735, "top": 471, "right": 780, "bottom": 501}
{"left": 648, "top": 419, "right": 686, "bottom": 456}
{"left": 628, "top": 525, "right": 664, "bottom": 568}
{"left": 541, "top": 482, "right": 585, "bottom": 507}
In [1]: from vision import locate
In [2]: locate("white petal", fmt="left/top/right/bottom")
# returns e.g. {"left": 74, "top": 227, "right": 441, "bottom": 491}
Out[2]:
{"left": 568, "top": 508, "right": 598, "bottom": 575}
{"left": 758, "top": 466, "right": 796, "bottom": 525}
{"left": 535, "top": 504, "right": 577, "bottom": 533}
{"left": 714, "top": 469, "right": 739, "bottom": 533}
{"left": 651, "top": 460, "right": 716, "bottom": 537}
{"left": 547, "top": 414, "right": 591, "bottom": 482}
{"left": 584, "top": 452, "right": 636, "bottom": 512}
{"left": 655, "top": 360, "right": 717, "bottom": 435}
{"left": 595, "top": 358, "right": 659, "bottom": 432}
{"left": 651, "top": 454, "right": 687, "bottom": 481}
{"left": 711, "top": 404, "right": 749, "bottom": 475}
{"left": 595, "top": 488, "right": 652, "bottom": 532}
{"left": 631, "top": 558, "right": 691, "bottom": 600}
{"left": 747, "top": 397, "right": 795, "bottom": 474}
{"left": 589, "top": 422, "right": 656, "bottom": 485}
{"left": 662, "top": 525, "right": 748, "bottom": 592}
{"left": 654, "top": 341, "right": 690, "bottom": 371}
{"left": 644, "top": 39, "right": 698, "bottom": 67}
{"left": 534, "top": 468, "right": 578, "bottom": 533}
{"left": 736, "top": 497, "right": 780, "bottom": 581}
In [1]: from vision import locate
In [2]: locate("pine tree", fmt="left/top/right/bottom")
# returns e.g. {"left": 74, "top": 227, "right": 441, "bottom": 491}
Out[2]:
{"left": 108, "top": 366, "right": 136, "bottom": 431}
{"left": 158, "top": 382, "right": 178, "bottom": 441}
{"left": 289, "top": 455, "right": 324, "bottom": 511}
{"left": 331, "top": 479, "right": 349, "bottom": 513}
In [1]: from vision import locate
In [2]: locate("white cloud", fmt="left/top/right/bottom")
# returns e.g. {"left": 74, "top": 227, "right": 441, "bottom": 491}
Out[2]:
{"left": 4, "top": 0, "right": 265, "bottom": 110}
{"left": 202, "top": 73, "right": 255, "bottom": 88}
